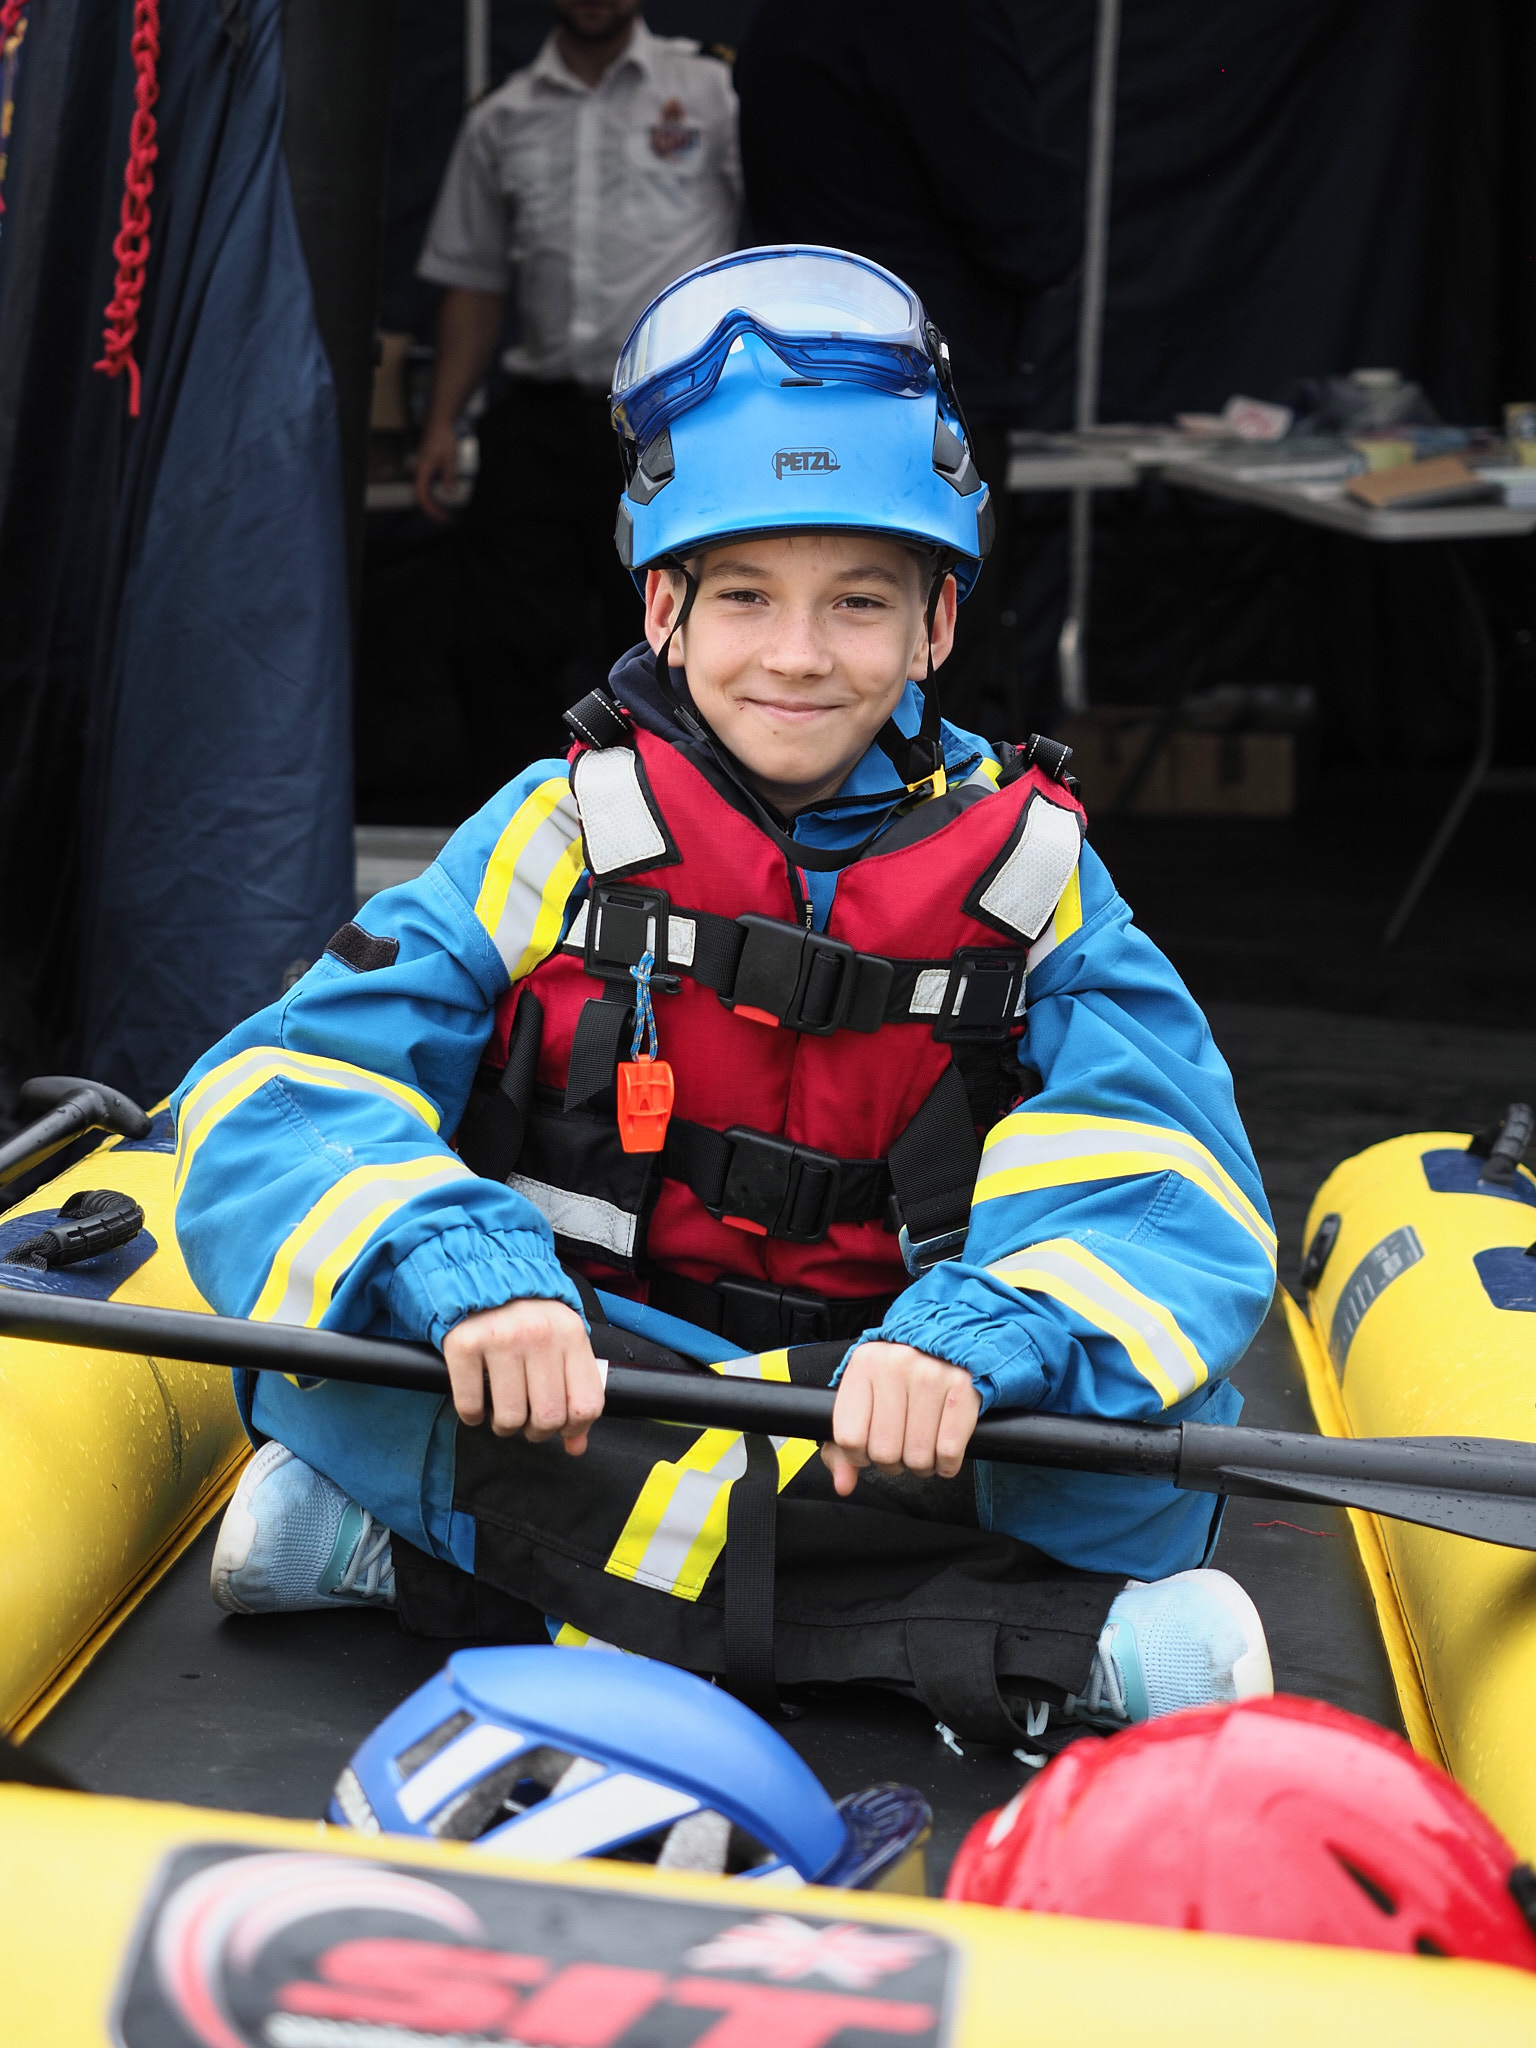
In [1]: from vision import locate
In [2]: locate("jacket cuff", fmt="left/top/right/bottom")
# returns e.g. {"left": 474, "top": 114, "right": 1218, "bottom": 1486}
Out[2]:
{"left": 871, "top": 1297, "right": 1048, "bottom": 1413}
{"left": 387, "top": 1225, "right": 587, "bottom": 1349}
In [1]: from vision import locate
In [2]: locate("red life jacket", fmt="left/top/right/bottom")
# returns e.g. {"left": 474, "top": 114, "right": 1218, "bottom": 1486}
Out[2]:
{"left": 457, "top": 692, "right": 1085, "bottom": 1353}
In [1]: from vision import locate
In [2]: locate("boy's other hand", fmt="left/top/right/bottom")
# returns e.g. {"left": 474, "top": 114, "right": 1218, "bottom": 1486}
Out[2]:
{"left": 823, "top": 1342, "right": 980, "bottom": 1497}
{"left": 443, "top": 1300, "right": 604, "bottom": 1452}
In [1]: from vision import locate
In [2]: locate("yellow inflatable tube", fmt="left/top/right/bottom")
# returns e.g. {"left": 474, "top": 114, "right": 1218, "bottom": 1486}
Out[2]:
{"left": 0, "top": 1124, "right": 247, "bottom": 1737}
{"left": 2, "top": 1783, "right": 1533, "bottom": 2046}
{"left": 1289, "top": 1127, "right": 1536, "bottom": 1856}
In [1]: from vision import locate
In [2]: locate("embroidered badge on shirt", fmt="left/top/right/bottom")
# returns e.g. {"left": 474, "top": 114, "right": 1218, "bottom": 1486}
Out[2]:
{"left": 650, "top": 97, "right": 700, "bottom": 160}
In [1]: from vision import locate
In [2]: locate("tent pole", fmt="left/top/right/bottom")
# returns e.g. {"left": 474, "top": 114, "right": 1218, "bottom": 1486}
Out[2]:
{"left": 281, "top": 0, "right": 396, "bottom": 630}
{"left": 1057, "top": 0, "right": 1121, "bottom": 715}
{"left": 464, "top": 0, "right": 489, "bottom": 104}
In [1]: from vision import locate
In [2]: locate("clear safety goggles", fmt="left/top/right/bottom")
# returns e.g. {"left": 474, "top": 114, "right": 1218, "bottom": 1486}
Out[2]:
{"left": 611, "top": 246, "right": 941, "bottom": 451}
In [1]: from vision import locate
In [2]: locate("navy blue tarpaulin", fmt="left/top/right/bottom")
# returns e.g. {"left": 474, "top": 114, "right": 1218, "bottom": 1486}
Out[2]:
{"left": 0, "top": 0, "right": 352, "bottom": 1111}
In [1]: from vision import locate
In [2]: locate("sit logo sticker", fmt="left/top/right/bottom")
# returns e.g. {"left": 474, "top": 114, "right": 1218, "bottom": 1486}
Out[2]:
{"left": 650, "top": 97, "right": 700, "bottom": 160}
{"left": 113, "top": 1843, "right": 957, "bottom": 2048}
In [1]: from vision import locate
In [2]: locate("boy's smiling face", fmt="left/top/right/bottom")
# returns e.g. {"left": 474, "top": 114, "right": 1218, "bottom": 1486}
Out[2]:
{"left": 642, "top": 533, "right": 957, "bottom": 814}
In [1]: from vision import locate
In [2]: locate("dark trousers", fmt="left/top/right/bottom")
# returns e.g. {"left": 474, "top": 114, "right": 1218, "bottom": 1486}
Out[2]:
{"left": 455, "top": 380, "right": 643, "bottom": 797}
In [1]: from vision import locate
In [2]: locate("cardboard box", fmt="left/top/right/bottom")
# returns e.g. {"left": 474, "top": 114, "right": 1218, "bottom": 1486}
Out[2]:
{"left": 1059, "top": 709, "right": 1295, "bottom": 817}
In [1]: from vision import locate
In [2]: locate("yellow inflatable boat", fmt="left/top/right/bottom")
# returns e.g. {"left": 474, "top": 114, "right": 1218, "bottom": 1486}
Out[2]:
{"left": 1286, "top": 1105, "right": 1536, "bottom": 1857}
{"left": 7, "top": 1086, "right": 1536, "bottom": 2037}
{"left": 0, "top": 1100, "right": 247, "bottom": 1739}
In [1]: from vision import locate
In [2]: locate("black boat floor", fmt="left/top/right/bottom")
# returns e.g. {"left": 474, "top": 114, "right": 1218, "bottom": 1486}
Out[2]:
{"left": 25, "top": 1302, "right": 1398, "bottom": 1885}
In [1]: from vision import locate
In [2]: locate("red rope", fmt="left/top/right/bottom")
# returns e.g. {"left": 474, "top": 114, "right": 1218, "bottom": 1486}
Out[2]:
{"left": 0, "top": 0, "right": 31, "bottom": 219}
{"left": 93, "top": 0, "right": 161, "bottom": 417}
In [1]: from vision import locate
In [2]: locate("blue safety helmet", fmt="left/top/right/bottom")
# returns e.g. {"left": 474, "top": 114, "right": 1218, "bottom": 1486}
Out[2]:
{"left": 610, "top": 246, "right": 993, "bottom": 599}
{"left": 331, "top": 1646, "right": 930, "bottom": 1890}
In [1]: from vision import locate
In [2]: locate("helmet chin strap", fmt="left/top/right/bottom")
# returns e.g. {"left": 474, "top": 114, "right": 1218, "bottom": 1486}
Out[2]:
{"left": 874, "top": 565, "right": 950, "bottom": 795}
{"left": 652, "top": 562, "right": 709, "bottom": 740}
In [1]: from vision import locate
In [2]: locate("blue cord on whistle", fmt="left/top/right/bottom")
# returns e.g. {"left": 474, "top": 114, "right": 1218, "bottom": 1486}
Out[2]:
{"left": 616, "top": 949, "right": 674, "bottom": 1153}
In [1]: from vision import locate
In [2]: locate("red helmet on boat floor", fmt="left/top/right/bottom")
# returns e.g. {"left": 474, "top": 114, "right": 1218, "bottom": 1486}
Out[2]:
{"left": 946, "top": 1694, "right": 1536, "bottom": 1968}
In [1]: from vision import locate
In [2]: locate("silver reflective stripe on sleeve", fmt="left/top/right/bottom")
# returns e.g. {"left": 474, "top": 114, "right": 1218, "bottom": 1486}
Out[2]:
{"left": 252, "top": 1155, "right": 474, "bottom": 1327}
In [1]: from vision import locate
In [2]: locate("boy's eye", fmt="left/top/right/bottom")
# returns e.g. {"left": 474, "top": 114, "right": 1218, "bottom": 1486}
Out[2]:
{"left": 838, "top": 594, "right": 886, "bottom": 610}
{"left": 718, "top": 588, "right": 767, "bottom": 605}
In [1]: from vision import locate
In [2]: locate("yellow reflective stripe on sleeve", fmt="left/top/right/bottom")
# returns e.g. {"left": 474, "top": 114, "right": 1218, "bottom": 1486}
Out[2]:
{"left": 1053, "top": 862, "right": 1082, "bottom": 941}
{"left": 250, "top": 1154, "right": 473, "bottom": 1327}
{"left": 474, "top": 775, "right": 586, "bottom": 981}
{"left": 1024, "top": 862, "right": 1082, "bottom": 969}
{"left": 975, "top": 1110, "right": 1276, "bottom": 1266}
{"left": 987, "top": 1237, "right": 1208, "bottom": 1408}
{"left": 175, "top": 1047, "right": 440, "bottom": 1198}
{"left": 963, "top": 756, "right": 1002, "bottom": 790}
{"left": 605, "top": 1428, "right": 817, "bottom": 1601}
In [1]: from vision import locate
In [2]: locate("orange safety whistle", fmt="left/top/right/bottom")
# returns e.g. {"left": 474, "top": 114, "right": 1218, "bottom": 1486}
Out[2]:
{"left": 616, "top": 1054, "right": 675, "bottom": 1153}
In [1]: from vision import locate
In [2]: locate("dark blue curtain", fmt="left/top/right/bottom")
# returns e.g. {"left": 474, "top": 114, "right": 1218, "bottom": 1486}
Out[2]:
{"left": 0, "top": 0, "right": 353, "bottom": 1109}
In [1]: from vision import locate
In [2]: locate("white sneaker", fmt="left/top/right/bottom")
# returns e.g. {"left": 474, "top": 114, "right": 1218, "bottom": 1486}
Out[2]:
{"left": 1070, "top": 1568, "right": 1273, "bottom": 1725}
{"left": 211, "top": 1442, "right": 395, "bottom": 1615}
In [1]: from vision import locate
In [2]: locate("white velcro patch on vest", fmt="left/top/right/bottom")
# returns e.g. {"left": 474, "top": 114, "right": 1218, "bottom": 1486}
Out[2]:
{"left": 573, "top": 748, "right": 668, "bottom": 875}
{"left": 909, "top": 968, "right": 950, "bottom": 1016}
{"left": 507, "top": 1174, "right": 637, "bottom": 1261}
{"left": 977, "top": 795, "right": 1082, "bottom": 942}
{"left": 666, "top": 915, "right": 696, "bottom": 966}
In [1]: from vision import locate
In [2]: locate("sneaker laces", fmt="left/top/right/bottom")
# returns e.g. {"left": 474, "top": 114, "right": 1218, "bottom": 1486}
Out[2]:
{"left": 336, "top": 1512, "right": 394, "bottom": 1600}
{"left": 1057, "top": 1620, "right": 1130, "bottom": 1727}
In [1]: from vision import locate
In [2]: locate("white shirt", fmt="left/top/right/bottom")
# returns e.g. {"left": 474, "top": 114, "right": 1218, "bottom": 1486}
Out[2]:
{"left": 417, "top": 21, "right": 741, "bottom": 392}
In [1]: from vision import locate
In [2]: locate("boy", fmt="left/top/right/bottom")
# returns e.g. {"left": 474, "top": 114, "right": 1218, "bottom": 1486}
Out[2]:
{"left": 176, "top": 248, "right": 1277, "bottom": 1734}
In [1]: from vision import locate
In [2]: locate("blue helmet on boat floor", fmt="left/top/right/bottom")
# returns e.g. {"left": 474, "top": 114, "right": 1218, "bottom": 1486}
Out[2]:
{"left": 331, "top": 1646, "right": 930, "bottom": 1890}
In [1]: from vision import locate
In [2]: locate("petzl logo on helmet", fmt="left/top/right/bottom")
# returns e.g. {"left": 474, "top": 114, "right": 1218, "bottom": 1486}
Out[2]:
{"left": 773, "top": 448, "right": 840, "bottom": 479}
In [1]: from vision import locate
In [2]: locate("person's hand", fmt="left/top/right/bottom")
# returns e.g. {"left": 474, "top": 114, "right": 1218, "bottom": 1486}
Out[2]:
{"left": 822, "top": 1341, "right": 980, "bottom": 1497}
{"left": 442, "top": 1299, "right": 604, "bottom": 1452}
{"left": 414, "top": 418, "right": 461, "bottom": 521}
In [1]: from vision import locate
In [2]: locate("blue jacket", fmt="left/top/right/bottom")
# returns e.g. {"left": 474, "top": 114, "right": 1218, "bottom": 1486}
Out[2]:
{"left": 173, "top": 653, "right": 1276, "bottom": 1567}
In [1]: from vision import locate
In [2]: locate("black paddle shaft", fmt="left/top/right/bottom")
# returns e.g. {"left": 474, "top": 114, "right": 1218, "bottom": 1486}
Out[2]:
{"left": 3, "top": 1288, "right": 1536, "bottom": 1550}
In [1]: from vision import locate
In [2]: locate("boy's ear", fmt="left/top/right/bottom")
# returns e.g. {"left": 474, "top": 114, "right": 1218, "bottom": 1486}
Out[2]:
{"left": 918, "top": 573, "right": 960, "bottom": 673}
{"left": 643, "top": 568, "right": 684, "bottom": 657}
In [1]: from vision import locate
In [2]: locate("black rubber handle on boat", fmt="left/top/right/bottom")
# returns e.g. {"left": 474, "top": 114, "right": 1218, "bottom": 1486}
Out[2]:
{"left": 3, "top": 1289, "right": 1536, "bottom": 1549}
{"left": 0, "top": 1077, "right": 152, "bottom": 1186}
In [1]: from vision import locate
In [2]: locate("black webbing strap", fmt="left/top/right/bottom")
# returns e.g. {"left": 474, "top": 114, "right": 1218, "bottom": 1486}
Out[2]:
{"left": 887, "top": 1062, "right": 982, "bottom": 1250}
{"left": 564, "top": 995, "right": 633, "bottom": 1114}
{"left": 724, "top": 1432, "right": 781, "bottom": 1719}
{"left": 572, "top": 892, "right": 1023, "bottom": 1041}
{"left": 904, "top": 1618, "right": 1025, "bottom": 1746}
{"left": 662, "top": 1119, "right": 890, "bottom": 1242}
{"left": 648, "top": 1269, "right": 896, "bottom": 1351}
{"left": 457, "top": 992, "right": 544, "bottom": 1181}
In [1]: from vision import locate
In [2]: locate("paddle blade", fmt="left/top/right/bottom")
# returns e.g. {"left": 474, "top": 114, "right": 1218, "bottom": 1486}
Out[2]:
{"left": 1179, "top": 1427, "right": 1536, "bottom": 1552}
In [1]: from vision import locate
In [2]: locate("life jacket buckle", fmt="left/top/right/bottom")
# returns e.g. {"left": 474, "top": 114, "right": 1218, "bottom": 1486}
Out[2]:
{"left": 584, "top": 883, "right": 681, "bottom": 993}
{"left": 616, "top": 1054, "right": 675, "bottom": 1153}
{"left": 714, "top": 1126, "right": 843, "bottom": 1242}
{"left": 728, "top": 915, "right": 890, "bottom": 1035}
{"left": 931, "top": 947, "right": 1028, "bottom": 1042}
{"left": 898, "top": 1221, "right": 971, "bottom": 1277}
{"left": 713, "top": 1274, "right": 834, "bottom": 1349}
